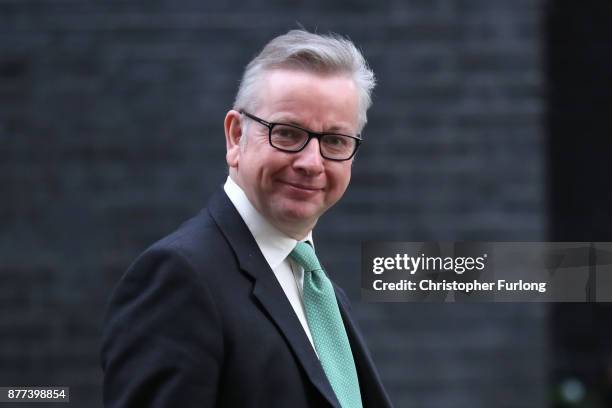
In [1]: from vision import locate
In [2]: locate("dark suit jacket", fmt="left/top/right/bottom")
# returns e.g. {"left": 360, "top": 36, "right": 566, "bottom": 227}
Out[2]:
{"left": 101, "top": 189, "right": 393, "bottom": 408}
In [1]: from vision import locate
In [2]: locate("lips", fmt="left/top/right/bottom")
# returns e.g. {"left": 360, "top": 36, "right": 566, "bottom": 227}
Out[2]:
{"left": 280, "top": 180, "right": 324, "bottom": 191}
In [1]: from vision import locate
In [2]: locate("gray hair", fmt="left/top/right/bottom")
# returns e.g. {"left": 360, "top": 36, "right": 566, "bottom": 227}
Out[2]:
{"left": 233, "top": 29, "right": 376, "bottom": 133}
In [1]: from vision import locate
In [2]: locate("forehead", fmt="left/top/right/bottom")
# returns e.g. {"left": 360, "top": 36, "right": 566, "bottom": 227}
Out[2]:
{"left": 256, "top": 69, "right": 359, "bottom": 131}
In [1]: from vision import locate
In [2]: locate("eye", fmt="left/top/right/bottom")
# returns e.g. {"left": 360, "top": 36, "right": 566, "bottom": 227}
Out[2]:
{"left": 270, "top": 125, "right": 307, "bottom": 149}
{"left": 323, "top": 135, "right": 349, "bottom": 147}
{"left": 274, "top": 126, "right": 303, "bottom": 140}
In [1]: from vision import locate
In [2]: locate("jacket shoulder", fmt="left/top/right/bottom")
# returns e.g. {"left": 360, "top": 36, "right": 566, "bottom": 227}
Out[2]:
{"left": 144, "top": 208, "right": 236, "bottom": 273}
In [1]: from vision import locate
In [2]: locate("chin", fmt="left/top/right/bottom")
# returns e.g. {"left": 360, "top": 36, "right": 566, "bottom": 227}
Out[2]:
{"left": 275, "top": 203, "right": 321, "bottom": 226}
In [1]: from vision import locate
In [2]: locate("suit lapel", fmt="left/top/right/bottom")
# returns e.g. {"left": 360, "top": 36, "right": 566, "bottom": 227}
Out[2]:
{"left": 207, "top": 189, "right": 340, "bottom": 408}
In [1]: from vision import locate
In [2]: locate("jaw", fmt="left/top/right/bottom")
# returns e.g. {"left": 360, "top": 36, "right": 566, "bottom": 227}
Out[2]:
{"left": 265, "top": 198, "right": 323, "bottom": 240}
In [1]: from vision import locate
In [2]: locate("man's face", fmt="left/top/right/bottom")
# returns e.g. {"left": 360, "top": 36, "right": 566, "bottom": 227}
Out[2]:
{"left": 226, "top": 69, "right": 359, "bottom": 238}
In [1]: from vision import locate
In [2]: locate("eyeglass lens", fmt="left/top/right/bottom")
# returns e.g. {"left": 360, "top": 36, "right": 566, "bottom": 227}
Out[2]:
{"left": 270, "top": 124, "right": 356, "bottom": 159}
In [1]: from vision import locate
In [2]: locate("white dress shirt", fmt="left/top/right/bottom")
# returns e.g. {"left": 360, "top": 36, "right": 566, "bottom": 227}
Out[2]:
{"left": 223, "top": 176, "right": 316, "bottom": 351}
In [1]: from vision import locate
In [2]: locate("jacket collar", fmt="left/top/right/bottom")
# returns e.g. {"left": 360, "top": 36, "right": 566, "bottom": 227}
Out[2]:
{"left": 207, "top": 189, "right": 341, "bottom": 408}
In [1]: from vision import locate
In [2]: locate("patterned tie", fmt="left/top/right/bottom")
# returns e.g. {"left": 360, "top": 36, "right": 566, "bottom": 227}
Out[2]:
{"left": 289, "top": 241, "right": 363, "bottom": 408}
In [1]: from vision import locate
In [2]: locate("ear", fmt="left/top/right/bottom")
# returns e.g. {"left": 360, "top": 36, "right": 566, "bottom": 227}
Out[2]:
{"left": 224, "top": 110, "right": 243, "bottom": 168}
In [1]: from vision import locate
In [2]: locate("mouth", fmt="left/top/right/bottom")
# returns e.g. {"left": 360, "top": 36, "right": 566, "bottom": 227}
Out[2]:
{"left": 280, "top": 181, "right": 324, "bottom": 192}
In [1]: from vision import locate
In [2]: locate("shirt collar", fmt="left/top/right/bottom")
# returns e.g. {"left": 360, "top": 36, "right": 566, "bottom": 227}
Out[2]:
{"left": 223, "top": 176, "right": 313, "bottom": 269}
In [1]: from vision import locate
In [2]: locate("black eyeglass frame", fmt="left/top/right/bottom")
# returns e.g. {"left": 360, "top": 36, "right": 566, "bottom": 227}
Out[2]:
{"left": 239, "top": 110, "right": 362, "bottom": 161}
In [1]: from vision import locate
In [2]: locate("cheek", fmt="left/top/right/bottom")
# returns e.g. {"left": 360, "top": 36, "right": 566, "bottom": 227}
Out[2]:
{"left": 250, "top": 160, "right": 284, "bottom": 194}
{"left": 329, "top": 165, "right": 352, "bottom": 196}
{"left": 261, "top": 153, "right": 292, "bottom": 178}
{"left": 340, "top": 163, "right": 352, "bottom": 185}
{"left": 241, "top": 144, "right": 276, "bottom": 180}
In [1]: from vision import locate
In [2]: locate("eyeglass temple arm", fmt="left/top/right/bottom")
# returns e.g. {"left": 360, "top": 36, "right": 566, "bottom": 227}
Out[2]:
{"left": 239, "top": 110, "right": 272, "bottom": 128}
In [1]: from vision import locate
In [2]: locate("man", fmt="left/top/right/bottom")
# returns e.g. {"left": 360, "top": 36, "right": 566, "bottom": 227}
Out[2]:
{"left": 101, "top": 29, "right": 392, "bottom": 408}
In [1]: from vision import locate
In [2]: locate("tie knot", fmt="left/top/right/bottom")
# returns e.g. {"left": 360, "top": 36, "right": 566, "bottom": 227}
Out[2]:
{"left": 289, "top": 241, "right": 322, "bottom": 272}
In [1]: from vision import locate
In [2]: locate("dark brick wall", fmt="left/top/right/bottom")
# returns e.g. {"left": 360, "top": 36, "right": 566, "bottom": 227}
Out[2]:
{"left": 1, "top": 1, "right": 546, "bottom": 407}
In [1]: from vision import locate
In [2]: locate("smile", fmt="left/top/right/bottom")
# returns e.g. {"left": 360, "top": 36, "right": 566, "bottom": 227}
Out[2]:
{"left": 281, "top": 181, "right": 324, "bottom": 192}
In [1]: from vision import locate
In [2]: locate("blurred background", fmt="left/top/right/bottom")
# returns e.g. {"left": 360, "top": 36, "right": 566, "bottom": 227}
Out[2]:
{"left": 1, "top": 0, "right": 611, "bottom": 407}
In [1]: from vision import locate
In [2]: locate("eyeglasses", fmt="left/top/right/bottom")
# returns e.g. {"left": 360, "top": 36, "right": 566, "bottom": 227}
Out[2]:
{"left": 240, "top": 110, "right": 362, "bottom": 161}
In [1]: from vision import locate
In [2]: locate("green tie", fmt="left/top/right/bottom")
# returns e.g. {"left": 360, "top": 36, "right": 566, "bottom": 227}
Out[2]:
{"left": 289, "top": 242, "right": 363, "bottom": 408}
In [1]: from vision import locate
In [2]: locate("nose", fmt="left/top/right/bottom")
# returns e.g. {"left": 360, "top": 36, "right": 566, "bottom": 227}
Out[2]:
{"left": 293, "top": 138, "right": 324, "bottom": 175}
